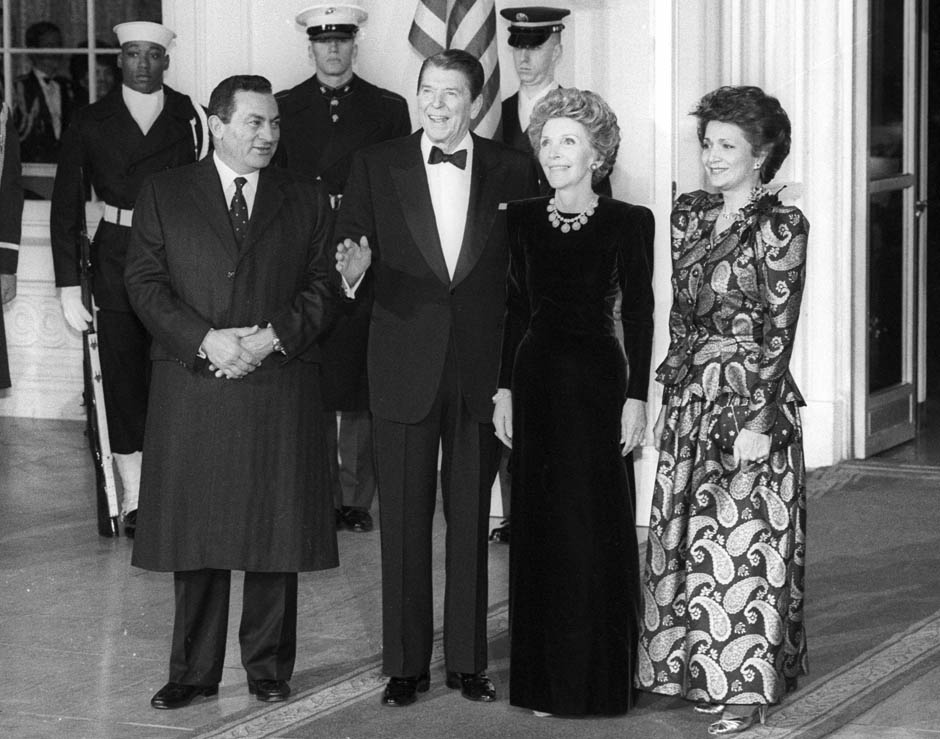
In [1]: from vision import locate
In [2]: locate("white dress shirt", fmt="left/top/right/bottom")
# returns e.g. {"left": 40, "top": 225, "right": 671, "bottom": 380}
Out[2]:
{"left": 34, "top": 69, "right": 62, "bottom": 138}
{"left": 421, "top": 132, "right": 473, "bottom": 280}
{"left": 517, "top": 79, "right": 557, "bottom": 134}
{"left": 122, "top": 85, "right": 165, "bottom": 136}
{"left": 213, "top": 153, "right": 260, "bottom": 217}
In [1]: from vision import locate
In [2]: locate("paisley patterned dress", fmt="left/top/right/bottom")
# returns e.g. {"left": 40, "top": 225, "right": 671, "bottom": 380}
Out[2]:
{"left": 636, "top": 189, "right": 809, "bottom": 706}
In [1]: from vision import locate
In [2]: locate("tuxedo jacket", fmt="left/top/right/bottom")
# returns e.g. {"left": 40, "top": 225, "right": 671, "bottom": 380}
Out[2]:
{"left": 335, "top": 131, "right": 539, "bottom": 424}
{"left": 13, "top": 71, "right": 74, "bottom": 163}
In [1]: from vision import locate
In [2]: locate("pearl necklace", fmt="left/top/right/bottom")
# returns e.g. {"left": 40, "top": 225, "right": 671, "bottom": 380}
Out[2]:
{"left": 547, "top": 196, "right": 598, "bottom": 233}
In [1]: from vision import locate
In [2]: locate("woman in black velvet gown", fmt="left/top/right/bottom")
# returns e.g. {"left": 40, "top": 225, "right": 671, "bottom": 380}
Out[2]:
{"left": 492, "top": 88, "right": 655, "bottom": 717}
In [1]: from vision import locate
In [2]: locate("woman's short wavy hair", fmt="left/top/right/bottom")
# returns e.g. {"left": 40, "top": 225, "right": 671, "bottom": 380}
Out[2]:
{"left": 527, "top": 88, "right": 620, "bottom": 185}
{"left": 693, "top": 85, "right": 791, "bottom": 184}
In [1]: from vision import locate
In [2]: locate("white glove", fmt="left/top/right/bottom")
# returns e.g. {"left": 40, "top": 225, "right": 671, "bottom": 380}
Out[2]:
{"left": 60, "top": 286, "right": 93, "bottom": 333}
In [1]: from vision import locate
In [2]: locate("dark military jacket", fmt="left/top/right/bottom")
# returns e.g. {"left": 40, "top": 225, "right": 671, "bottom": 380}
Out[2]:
{"left": 50, "top": 85, "right": 206, "bottom": 311}
{"left": 275, "top": 74, "right": 410, "bottom": 196}
{"left": 276, "top": 74, "right": 411, "bottom": 412}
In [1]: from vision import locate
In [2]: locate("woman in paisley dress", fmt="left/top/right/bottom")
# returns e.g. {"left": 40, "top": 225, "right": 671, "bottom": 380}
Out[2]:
{"left": 493, "top": 88, "right": 654, "bottom": 716}
{"left": 636, "top": 86, "right": 809, "bottom": 736}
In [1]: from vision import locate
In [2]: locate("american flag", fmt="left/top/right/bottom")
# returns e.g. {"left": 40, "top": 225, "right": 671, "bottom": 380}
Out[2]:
{"left": 409, "top": 0, "right": 501, "bottom": 138}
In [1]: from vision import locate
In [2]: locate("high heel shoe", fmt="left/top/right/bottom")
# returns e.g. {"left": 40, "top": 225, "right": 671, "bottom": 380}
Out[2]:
{"left": 694, "top": 701, "right": 725, "bottom": 714}
{"left": 707, "top": 705, "right": 767, "bottom": 735}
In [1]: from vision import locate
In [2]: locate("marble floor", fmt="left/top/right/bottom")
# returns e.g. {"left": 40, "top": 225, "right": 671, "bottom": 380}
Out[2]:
{"left": 1, "top": 415, "right": 940, "bottom": 738}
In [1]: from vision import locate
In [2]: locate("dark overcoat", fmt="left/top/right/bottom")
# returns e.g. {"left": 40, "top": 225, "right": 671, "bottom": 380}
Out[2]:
{"left": 0, "top": 106, "right": 24, "bottom": 389}
{"left": 125, "top": 158, "right": 339, "bottom": 572}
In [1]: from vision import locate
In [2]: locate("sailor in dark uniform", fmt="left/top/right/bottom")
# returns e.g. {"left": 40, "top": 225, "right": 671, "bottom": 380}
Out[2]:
{"left": 276, "top": 4, "right": 411, "bottom": 534}
{"left": 50, "top": 21, "right": 208, "bottom": 537}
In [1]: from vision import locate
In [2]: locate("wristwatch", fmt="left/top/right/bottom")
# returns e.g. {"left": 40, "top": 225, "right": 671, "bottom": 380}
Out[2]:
{"left": 271, "top": 328, "right": 287, "bottom": 356}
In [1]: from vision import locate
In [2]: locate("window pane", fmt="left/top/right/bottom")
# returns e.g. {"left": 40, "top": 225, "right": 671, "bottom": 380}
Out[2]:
{"left": 3, "top": 0, "right": 162, "bottom": 198}
{"left": 868, "top": 189, "right": 905, "bottom": 392}
{"left": 869, "top": 0, "right": 905, "bottom": 179}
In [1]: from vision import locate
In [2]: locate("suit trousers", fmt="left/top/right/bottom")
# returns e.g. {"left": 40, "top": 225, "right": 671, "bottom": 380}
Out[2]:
{"left": 373, "top": 339, "right": 501, "bottom": 677}
{"left": 325, "top": 409, "right": 377, "bottom": 510}
{"left": 169, "top": 569, "right": 298, "bottom": 687}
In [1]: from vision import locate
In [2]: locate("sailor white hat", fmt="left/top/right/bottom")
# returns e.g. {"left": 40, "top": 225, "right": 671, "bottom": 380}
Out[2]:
{"left": 113, "top": 21, "right": 176, "bottom": 49}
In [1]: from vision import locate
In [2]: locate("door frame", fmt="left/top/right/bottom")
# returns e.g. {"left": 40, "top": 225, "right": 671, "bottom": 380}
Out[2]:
{"left": 852, "top": 0, "right": 923, "bottom": 458}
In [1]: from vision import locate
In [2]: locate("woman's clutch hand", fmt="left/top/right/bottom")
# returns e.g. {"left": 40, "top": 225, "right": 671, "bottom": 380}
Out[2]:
{"left": 620, "top": 398, "right": 647, "bottom": 456}
{"left": 733, "top": 428, "right": 772, "bottom": 467}
{"left": 652, "top": 404, "right": 667, "bottom": 452}
{"left": 492, "top": 389, "right": 513, "bottom": 449}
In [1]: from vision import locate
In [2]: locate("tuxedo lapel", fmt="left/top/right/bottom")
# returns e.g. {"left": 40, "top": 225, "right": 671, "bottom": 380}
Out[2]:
{"left": 451, "top": 137, "right": 505, "bottom": 288}
{"left": 391, "top": 137, "right": 450, "bottom": 285}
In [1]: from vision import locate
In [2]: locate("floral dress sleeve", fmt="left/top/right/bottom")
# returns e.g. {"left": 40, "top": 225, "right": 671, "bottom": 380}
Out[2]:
{"left": 744, "top": 205, "right": 810, "bottom": 433}
{"left": 655, "top": 191, "right": 706, "bottom": 400}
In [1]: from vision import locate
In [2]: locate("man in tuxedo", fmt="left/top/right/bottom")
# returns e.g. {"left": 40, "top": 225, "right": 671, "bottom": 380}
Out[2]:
{"left": 276, "top": 3, "right": 411, "bottom": 534}
{"left": 125, "top": 75, "right": 339, "bottom": 710}
{"left": 335, "top": 49, "right": 538, "bottom": 707}
{"left": 51, "top": 21, "right": 208, "bottom": 538}
{"left": 13, "top": 22, "right": 74, "bottom": 164}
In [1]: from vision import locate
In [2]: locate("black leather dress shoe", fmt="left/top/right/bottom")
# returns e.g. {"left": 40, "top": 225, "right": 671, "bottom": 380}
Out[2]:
{"left": 342, "top": 507, "right": 374, "bottom": 532}
{"left": 247, "top": 678, "right": 291, "bottom": 702}
{"left": 446, "top": 671, "right": 496, "bottom": 702}
{"left": 381, "top": 672, "right": 430, "bottom": 706}
{"left": 488, "top": 519, "right": 510, "bottom": 543}
{"left": 123, "top": 510, "right": 137, "bottom": 539}
{"left": 150, "top": 681, "right": 218, "bottom": 709}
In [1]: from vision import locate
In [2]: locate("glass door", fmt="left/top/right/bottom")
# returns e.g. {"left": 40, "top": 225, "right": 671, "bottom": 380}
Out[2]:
{"left": 860, "top": 0, "right": 921, "bottom": 455}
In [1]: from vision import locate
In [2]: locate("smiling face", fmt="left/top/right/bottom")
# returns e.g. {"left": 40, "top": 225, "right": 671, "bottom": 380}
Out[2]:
{"left": 700, "top": 120, "right": 764, "bottom": 195}
{"left": 209, "top": 90, "right": 280, "bottom": 174}
{"left": 118, "top": 41, "right": 169, "bottom": 94}
{"left": 309, "top": 37, "right": 357, "bottom": 85}
{"left": 537, "top": 117, "right": 599, "bottom": 193}
{"left": 416, "top": 64, "right": 482, "bottom": 153}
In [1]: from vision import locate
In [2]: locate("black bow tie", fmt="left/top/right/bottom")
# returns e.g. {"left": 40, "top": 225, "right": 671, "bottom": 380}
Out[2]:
{"left": 428, "top": 146, "right": 467, "bottom": 170}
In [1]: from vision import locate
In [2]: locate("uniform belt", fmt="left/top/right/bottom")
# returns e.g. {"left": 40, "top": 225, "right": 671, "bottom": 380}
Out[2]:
{"left": 102, "top": 203, "right": 134, "bottom": 227}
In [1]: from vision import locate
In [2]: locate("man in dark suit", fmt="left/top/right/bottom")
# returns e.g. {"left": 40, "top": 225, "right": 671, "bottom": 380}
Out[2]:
{"left": 276, "top": 3, "right": 411, "bottom": 534}
{"left": 335, "top": 49, "right": 538, "bottom": 707}
{"left": 0, "top": 103, "right": 24, "bottom": 390}
{"left": 125, "top": 75, "right": 339, "bottom": 710}
{"left": 51, "top": 21, "right": 207, "bottom": 537}
{"left": 13, "top": 22, "right": 74, "bottom": 164}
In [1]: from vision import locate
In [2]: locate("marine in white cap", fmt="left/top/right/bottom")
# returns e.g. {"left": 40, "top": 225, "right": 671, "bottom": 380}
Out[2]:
{"left": 50, "top": 19, "right": 208, "bottom": 540}
{"left": 275, "top": 5, "right": 410, "bottom": 538}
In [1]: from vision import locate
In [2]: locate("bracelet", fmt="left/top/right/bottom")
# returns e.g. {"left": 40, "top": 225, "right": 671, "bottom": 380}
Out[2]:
{"left": 492, "top": 389, "right": 511, "bottom": 403}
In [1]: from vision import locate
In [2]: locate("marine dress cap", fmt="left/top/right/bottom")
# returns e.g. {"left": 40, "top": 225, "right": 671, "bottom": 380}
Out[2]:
{"left": 500, "top": 6, "right": 570, "bottom": 48}
{"left": 296, "top": 4, "right": 368, "bottom": 40}
{"left": 113, "top": 21, "right": 176, "bottom": 49}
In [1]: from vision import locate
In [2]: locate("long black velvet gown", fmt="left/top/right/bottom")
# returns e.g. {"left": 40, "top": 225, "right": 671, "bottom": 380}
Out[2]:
{"left": 498, "top": 196, "right": 655, "bottom": 715}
